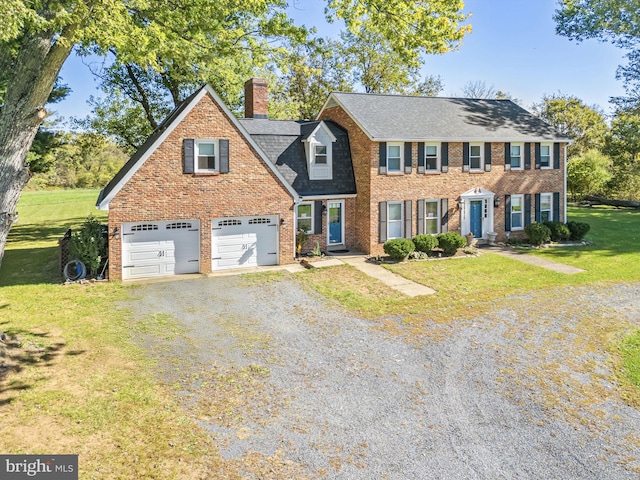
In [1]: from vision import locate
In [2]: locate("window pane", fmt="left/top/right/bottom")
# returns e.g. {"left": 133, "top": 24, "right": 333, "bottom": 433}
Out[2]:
{"left": 388, "top": 158, "right": 401, "bottom": 171}
{"left": 541, "top": 211, "right": 551, "bottom": 223}
{"left": 510, "top": 145, "right": 521, "bottom": 168}
{"left": 388, "top": 222, "right": 402, "bottom": 239}
{"left": 540, "top": 196, "right": 551, "bottom": 210}
{"left": 298, "top": 204, "right": 311, "bottom": 218}
{"left": 388, "top": 145, "right": 401, "bottom": 157}
{"left": 388, "top": 203, "right": 402, "bottom": 221}
{"left": 298, "top": 218, "right": 311, "bottom": 233}
{"left": 470, "top": 145, "right": 481, "bottom": 157}
{"left": 198, "top": 143, "right": 215, "bottom": 156}
{"left": 426, "top": 145, "right": 437, "bottom": 156}
{"left": 198, "top": 156, "right": 216, "bottom": 170}
{"left": 425, "top": 219, "right": 438, "bottom": 234}
{"left": 425, "top": 201, "right": 438, "bottom": 218}
{"left": 512, "top": 213, "right": 522, "bottom": 229}
{"left": 471, "top": 157, "right": 481, "bottom": 169}
{"left": 426, "top": 157, "right": 438, "bottom": 170}
{"left": 540, "top": 145, "right": 550, "bottom": 156}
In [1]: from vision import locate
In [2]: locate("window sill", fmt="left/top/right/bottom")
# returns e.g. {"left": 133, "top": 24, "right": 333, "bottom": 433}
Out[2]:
{"left": 469, "top": 169, "right": 484, "bottom": 174}
{"left": 385, "top": 171, "right": 404, "bottom": 176}
{"left": 193, "top": 171, "right": 220, "bottom": 176}
{"left": 425, "top": 170, "right": 441, "bottom": 175}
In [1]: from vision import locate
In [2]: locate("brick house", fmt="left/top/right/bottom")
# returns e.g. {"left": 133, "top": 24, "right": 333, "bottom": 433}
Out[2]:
{"left": 97, "top": 79, "right": 569, "bottom": 280}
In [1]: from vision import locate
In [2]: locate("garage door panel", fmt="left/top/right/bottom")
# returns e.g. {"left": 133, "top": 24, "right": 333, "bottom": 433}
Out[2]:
{"left": 211, "top": 216, "right": 278, "bottom": 271}
{"left": 122, "top": 221, "right": 199, "bottom": 280}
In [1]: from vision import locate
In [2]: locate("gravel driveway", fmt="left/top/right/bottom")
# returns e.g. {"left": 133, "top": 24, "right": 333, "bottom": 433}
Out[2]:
{"left": 125, "top": 275, "right": 640, "bottom": 479}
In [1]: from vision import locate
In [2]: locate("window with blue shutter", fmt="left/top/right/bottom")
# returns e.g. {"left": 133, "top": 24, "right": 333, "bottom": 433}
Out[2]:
{"left": 183, "top": 138, "right": 195, "bottom": 174}
{"left": 441, "top": 142, "right": 449, "bottom": 172}
{"left": 525, "top": 143, "right": 532, "bottom": 170}
{"left": 404, "top": 143, "right": 412, "bottom": 174}
{"left": 484, "top": 142, "right": 492, "bottom": 172}
{"left": 379, "top": 142, "right": 387, "bottom": 174}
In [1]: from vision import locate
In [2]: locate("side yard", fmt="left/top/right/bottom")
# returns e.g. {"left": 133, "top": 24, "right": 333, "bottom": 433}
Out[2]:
{"left": 0, "top": 190, "right": 639, "bottom": 478}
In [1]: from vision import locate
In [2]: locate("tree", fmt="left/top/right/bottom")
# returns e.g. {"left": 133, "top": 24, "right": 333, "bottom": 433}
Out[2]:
{"left": 460, "top": 81, "right": 520, "bottom": 103}
{"left": 566, "top": 149, "right": 612, "bottom": 201}
{"left": 531, "top": 93, "right": 609, "bottom": 158}
{"left": 0, "top": 0, "right": 470, "bottom": 271}
{"left": 555, "top": 0, "right": 640, "bottom": 109}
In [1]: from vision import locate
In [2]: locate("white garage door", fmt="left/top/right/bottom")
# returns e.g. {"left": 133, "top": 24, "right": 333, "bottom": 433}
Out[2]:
{"left": 211, "top": 216, "right": 279, "bottom": 270}
{"left": 122, "top": 220, "right": 200, "bottom": 280}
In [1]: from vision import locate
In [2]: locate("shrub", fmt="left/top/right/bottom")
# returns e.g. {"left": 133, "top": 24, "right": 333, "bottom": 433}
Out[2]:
{"left": 70, "top": 215, "right": 107, "bottom": 275}
{"left": 543, "top": 221, "right": 571, "bottom": 241}
{"left": 436, "top": 232, "right": 466, "bottom": 256}
{"left": 412, "top": 234, "right": 439, "bottom": 253}
{"left": 525, "top": 222, "right": 551, "bottom": 246}
{"left": 567, "top": 221, "right": 590, "bottom": 241}
{"left": 383, "top": 238, "right": 415, "bottom": 260}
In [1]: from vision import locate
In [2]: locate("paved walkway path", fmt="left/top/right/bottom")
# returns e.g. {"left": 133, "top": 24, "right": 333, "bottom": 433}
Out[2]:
{"left": 480, "top": 245, "right": 586, "bottom": 274}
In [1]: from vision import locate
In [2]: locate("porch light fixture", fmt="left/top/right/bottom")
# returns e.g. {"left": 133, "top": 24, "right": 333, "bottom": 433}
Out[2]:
{"left": 494, "top": 197, "right": 501, "bottom": 208}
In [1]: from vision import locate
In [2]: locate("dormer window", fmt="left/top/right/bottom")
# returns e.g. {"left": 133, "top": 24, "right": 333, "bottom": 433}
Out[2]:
{"left": 303, "top": 121, "right": 336, "bottom": 180}
{"left": 315, "top": 145, "right": 327, "bottom": 164}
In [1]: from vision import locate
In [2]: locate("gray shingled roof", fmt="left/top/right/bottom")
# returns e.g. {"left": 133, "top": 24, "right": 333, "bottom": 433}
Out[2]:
{"left": 325, "top": 93, "right": 571, "bottom": 142}
{"left": 240, "top": 119, "right": 356, "bottom": 197}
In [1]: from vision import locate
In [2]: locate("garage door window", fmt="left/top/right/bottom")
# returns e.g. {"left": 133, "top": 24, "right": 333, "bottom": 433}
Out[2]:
{"left": 131, "top": 224, "right": 158, "bottom": 231}
{"left": 249, "top": 218, "right": 272, "bottom": 224}
{"left": 218, "top": 219, "right": 242, "bottom": 226}
{"left": 166, "top": 222, "right": 192, "bottom": 230}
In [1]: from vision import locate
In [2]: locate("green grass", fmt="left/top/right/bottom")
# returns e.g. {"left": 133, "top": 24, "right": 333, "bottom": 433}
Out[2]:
{"left": 620, "top": 329, "right": 640, "bottom": 405}
{"left": 0, "top": 189, "right": 226, "bottom": 478}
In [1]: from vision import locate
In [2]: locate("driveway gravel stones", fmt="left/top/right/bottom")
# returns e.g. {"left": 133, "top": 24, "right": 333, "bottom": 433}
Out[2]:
{"left": 125, "top": 275, "right": 640, "bottom": 479}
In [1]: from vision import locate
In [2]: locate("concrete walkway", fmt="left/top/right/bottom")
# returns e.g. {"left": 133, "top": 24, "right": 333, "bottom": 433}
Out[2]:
{"left": 480, "top": 245, "right": 586, "bottom": 274}
{"left": 305, "top": 254, "right": 436, "bottom": 297}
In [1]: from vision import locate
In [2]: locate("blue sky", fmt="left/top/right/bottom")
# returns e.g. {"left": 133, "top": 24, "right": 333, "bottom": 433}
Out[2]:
{"left": 55, "top": 0, "right": 627, "bottom": 123}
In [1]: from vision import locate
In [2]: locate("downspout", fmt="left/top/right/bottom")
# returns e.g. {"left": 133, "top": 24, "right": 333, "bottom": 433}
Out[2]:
{"left": 293, "top": 196, "right": 303, "bottom": 261}
{"left": 564, "top": 143, "right": 568, "bottom": 223}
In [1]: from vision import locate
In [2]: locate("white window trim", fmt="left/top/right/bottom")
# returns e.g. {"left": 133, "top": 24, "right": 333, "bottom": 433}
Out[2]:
{"left": 510, "top": 142, "right": 524, "bottom": 170}
{"left": 424, "top": 143, "right": 440, "bottom": 172}
{"left": 469, "top": 142, "right": 484, "bottom": 171}
{"left": 195, "top": 139, "right": 219, "bottom": 172}
{"left": 510, "top": 194, "right": 524, "bottom": 231}
{"left": 424, "top": 199, "right": 441, "bottom": 234}
{"left": 314, "top": 144, "right": 327, "bottom": 164}
{"left": 296, "top": 202, "right": 314, "bottom": 234}
{"left": 387, "top": 201, "right": 404, "bottom": 239}
{"left": 540, "top": 142, "right": 553, "bottom": 169}
{"left": 387, "top": 142, "right": 404, "bottom": 173}
{"left": 540, "top": 192, "right": 553, "bottom": 223}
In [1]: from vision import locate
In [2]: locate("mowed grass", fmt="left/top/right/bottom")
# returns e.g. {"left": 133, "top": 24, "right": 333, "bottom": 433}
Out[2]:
{"left": 0, "top": 189, "right": 231, "bottom": 479}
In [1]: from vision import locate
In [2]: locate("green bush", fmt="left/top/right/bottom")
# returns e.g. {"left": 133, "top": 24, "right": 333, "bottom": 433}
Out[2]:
{"left": 71, "top": 215, "right": 107, "bottom": 275}
{"left": 543, "top": 221, "right": 571, "bottom": 241}
{"left": 567, "top": 221, "right": 590, "bottom": 241}
{"left": 383, "top": 238, "right": 415, "bottom": 260}
{"left": 436, "top": 232, "right": 466, "bottom": 256}
{"left": 525, "top": 222, "right": 551, "bottom": 246}
{"left": 412, "top": 234, "right": 439, "bottom": 253}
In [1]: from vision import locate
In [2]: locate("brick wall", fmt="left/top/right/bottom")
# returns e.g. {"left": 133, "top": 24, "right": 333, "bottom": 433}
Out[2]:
{"left": 320, "top": 105, "right": 567, "bottom": 255}
{"left": 108, "top": 92, "right": 295, "bottom": 280}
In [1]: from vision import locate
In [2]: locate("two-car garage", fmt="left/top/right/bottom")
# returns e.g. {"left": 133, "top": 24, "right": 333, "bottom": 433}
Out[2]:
{"left": 121, "top": 216, "right": 279, "bottom": 280}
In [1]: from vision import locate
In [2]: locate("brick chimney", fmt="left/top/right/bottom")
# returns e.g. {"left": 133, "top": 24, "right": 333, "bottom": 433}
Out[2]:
{"left": 244, "top": 78, "right": 269, "bottom": 119}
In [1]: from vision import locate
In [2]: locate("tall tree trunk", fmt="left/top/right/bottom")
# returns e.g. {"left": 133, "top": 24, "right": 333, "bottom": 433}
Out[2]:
{"left": 0, "top": 26, "right": 76, "bottom": 270}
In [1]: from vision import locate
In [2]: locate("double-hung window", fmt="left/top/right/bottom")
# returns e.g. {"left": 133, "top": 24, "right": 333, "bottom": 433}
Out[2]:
{"left": 540, "top": 193, "right": 552, "bottom": 223}
{"left": 510, "top": 194, "right": 524, "bottom": 230}
{"left": 425, "top": 200, "right": 440, "bottom": 234}
{"left": 387, "top": 202, "right": 404, "bottom": 239}
{"left": 425, "top": 143, "right": 440, "bottom": 172}
{"left": 296, "top": 203, "right": 313, "bottom": 234}
{"left": 314, "top": 145, "right": 327, "bottom": 164}
{"left": 469, "top": 143, "right": 483, "bottom": 170}
{"left": 540, "top": 143, "right": 552, "bottom": 168}
{"left": 510, "top": 143, "right": 523, "bottom": 169}
{"left": 387, "top": 143, "right": 403, "bottom": 173}
{"left": 196, "top": 140, "right": 218, "bottom": 172}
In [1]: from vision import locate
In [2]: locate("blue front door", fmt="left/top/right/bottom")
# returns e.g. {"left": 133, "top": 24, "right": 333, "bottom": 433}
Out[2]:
{"left": 328, "top": 201, "right": 343, "bottom": 245}
{"left": 470, "top": 200, "right": 483, "bottom": 238}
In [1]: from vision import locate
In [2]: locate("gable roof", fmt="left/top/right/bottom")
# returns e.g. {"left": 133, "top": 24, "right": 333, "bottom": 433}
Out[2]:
{"left": 240, "top": 119, "right": 356, "bottom": 197}
{"left": 321, "top": 93, "right": 571, "bottom": 143}
{"left": 96, "top": 84, "right": 299, "bottom": 210}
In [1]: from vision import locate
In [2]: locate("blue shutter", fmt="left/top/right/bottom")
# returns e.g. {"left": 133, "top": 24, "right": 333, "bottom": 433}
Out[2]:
{"left": 484, "top": 142, "right": 492, "bottom": 171}
{"left": 504, "top": 142, "right": 511, "bottom": 169}
{"left": 553, "top": 192, "right": 561, "bottom": 221}
{"left": 417, "top": 143, "right": 425, "bottom": 173}
{"left": 404, "top": 200, "right": 412, "bottom": 238}
{"left": 404, "top": 142, "right": 412, "bottom": 174}
{"left": 463, "top": 142, "right": 470, "bottom": 171}
{"left": 441, "top": 142, "right": 449, "bottom": 172}
{"left": 535, "top": 193, "right": 541, "bottom": 223}
{"left": 379, "top": 142, "right": 387, "bottom": 174}
{"left": 505, "top": 195, "right": 511, "bottom": 231}
{"left": 314, "top": 200, "right": 323, "bottom": 234}
{"left": 183, "top": 139, "right": 195, "bottom": 174}
{"left": 219, "top": 139, "right": 229, "bottom": 173}
{"left": 525, "top": 143, "right": 531, "bottom": 170}
{"left": 417, "top": 199, "right": 425, "bottom": 234}
{"left": 525, "top": 194, "right": 532, "bottom": 227}
{"left": 534, "top": 142, "right": 541, "bottom": 169}
{"left": 379, "top": 202, "right": 387, "bottom": 243}
{"left": 554, "top": 143, "right": 561, "bottom": 169}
